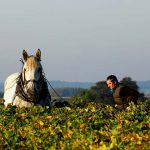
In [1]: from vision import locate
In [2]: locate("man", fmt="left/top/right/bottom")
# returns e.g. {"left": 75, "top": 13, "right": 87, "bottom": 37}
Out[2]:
{"left": 106, "top": 75, "right": 139, "bottom": 110}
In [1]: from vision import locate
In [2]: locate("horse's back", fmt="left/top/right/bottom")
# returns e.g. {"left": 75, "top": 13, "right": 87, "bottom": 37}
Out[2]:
{"left": 4, "top": 73, "right": 20, "bottom": 107}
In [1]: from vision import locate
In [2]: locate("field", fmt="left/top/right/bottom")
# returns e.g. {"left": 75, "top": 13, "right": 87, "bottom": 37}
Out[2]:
{"left": 0, "top": 100, "right": 150, "bottom": 149}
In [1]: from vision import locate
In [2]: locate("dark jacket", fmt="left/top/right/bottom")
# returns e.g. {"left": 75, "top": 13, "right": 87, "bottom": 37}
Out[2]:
{"left": 113, "top": 83, "right": 139, "bottom": 110}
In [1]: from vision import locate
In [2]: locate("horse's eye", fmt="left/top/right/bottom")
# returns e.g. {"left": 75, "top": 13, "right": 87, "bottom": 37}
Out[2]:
{"left": 24, "top": 69, "right": 26, "bottom": 72}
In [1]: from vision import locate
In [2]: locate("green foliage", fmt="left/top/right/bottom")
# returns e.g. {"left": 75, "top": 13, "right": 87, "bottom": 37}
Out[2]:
{"left": 0, "top": 100, "right": 149, "bottom": 149}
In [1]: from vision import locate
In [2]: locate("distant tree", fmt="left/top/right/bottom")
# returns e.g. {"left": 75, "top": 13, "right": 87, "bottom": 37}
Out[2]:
{"left": 49, "top": 87, "right": 83, "bottom": 97}
{"left": 120, "top": 77, "right": 139, "bottom": 91}
{"left": 75, "top": 89, "right": 96, "bottom": 101}
{"left": 0, "top": 92, "right": 3, "bottom": 98}
{"left": 119, "top": 77, "right": 145, "bottom": 101}
{"left": 74, "top": 81, "right": 114, "bottom": 105}
{"left": 90, "top": 81, "right": 114, "bottom": 105}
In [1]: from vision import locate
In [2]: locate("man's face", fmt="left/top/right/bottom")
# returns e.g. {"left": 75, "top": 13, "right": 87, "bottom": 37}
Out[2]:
{"left": 106, "top": 79, "right": 116, "bottom": 90}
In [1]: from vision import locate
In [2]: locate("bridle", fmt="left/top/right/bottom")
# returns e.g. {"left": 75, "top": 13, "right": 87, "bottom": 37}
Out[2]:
{"left": 23, "top": 68, "right": 42, "bottom": 85}
{"left": 15, "top": 60, "right": 46, "bottom": 103}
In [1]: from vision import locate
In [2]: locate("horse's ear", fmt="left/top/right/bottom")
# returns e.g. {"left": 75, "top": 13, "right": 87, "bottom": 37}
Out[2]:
{"left": 35, "top": 49, "right": 41, "bottom": 60}
{"left": 23, "top": 50, "right": 28, "bottom": 61}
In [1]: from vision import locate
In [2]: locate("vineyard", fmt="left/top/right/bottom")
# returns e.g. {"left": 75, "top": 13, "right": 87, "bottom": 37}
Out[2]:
{"left": 0, "top": 100, "right": 150, "bottom": 149}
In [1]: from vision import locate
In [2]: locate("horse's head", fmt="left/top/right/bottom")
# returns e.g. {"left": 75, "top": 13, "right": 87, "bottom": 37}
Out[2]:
{"left": 21, "top": 49, "right": 43, "bottom": 100}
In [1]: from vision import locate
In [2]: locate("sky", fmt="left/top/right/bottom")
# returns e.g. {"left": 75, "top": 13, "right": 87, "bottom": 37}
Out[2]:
{"left": 0, "top": 0, "right": 150, "bottom": 82}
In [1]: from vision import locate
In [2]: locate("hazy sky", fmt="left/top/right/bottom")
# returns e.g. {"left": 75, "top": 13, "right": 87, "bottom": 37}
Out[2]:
{"left": 0, "top": 0, "right": 150, "bottom": 82}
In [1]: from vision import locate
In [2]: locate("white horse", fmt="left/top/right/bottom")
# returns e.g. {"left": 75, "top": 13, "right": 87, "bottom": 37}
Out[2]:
{"left": 4, "top": 49, "right": 51, "bottom": 108}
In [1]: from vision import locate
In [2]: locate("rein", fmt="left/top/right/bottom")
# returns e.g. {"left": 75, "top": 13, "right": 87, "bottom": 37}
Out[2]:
{"left": 43, "top": 72, "right": 64, "bottom": 102}
{"left": 45, "top": 78, "right": 63, "bottom": 100}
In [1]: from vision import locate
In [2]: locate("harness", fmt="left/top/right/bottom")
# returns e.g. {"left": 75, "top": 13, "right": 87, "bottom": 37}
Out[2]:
{"left": 15, "top": 58, "right": 50, "bottom": 103}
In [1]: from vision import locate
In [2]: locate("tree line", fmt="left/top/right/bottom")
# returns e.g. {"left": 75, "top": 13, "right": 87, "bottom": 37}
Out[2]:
{"left": 71, "top": 77, "right": 145, "bottom": 106}
{"left": 49, "top": 87, "right": 83, "bottom": 97}
{"left": 0, "top": 77, "right": 146, "bottom": 105}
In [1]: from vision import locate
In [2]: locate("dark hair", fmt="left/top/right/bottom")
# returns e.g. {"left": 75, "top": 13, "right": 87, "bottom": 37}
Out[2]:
{"left": 106, "top": 75, "right": 118, "bottom": 83}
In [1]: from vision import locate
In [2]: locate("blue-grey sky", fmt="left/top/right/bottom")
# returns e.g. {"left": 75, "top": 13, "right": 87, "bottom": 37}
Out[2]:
{"left": 0, "top": 0, "right": 150, "bottom": 82}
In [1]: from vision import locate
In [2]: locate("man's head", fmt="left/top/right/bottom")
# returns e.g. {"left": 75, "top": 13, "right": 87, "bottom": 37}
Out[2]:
{"left": 106, "top": 75, "right": 118, "bottom": 90}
